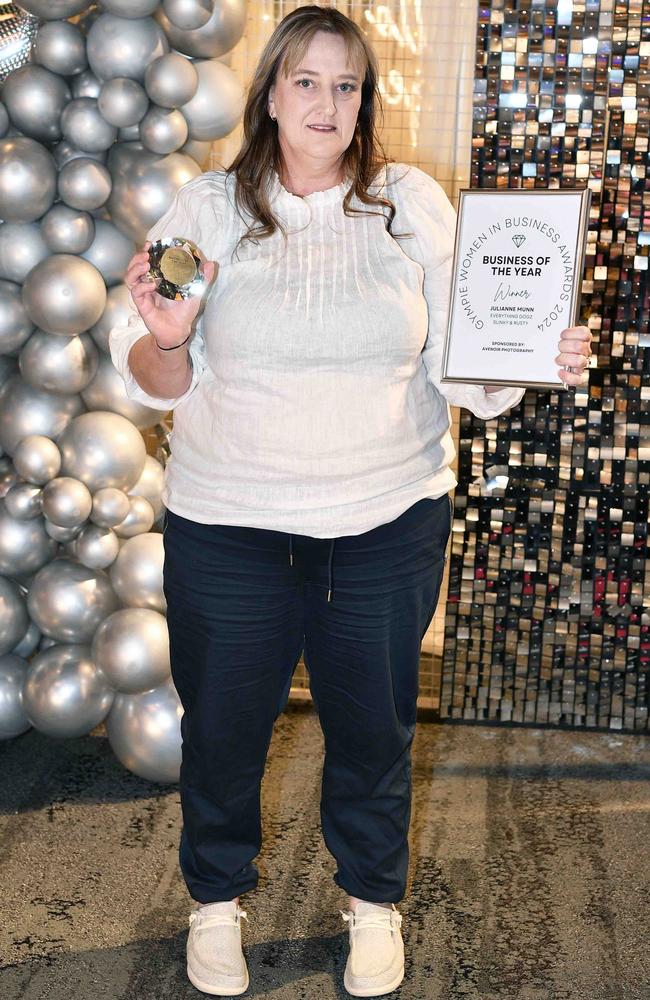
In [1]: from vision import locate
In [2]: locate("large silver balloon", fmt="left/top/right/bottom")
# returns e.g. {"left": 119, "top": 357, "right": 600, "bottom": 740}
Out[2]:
{"left": 87, "top": 14, "right": 169, "bottom": 82}
{"left": 33, "top": 20, "right": 88, "bottom": 76}
{"left": 41, "top": 477, "right": 93, "bottom": 529}
{"left": 61, "top": 98, "right": 118, "bottom": 153}
{"left": 12, "top": 620, "right": 41, "bottom": 658}
{"left": 0, "top": 280, "right": 34, "bottom": 355}
{"left": 70, "top": 69, "right": 102, "bottom": 100}
{"left": 0, "top": 6, "right": 38, "bottom": 85}
{"left": 178, "top": 59, "right": 244, "bottom": 140}
{"left": 0, "top": 377, "right": 83, "bottom": 456}
{"left": 91, "top": 487, "right": 131, "bottom": 528}
{"left": 1, "top": 65, "right": 70, "bottom": 143}
{"left": 19, "top": 330, "right": 99, "bottom": 395}
{"left": 13, "top": 435, "right": 61, "bottom": 485}
{"left": 155, "top": 0, "right": 245, "bottom": 58}
{"left": 89, "top": 284, "right": 131, "bottom": 353}
{"left": 22, "top": 254, "right": 107, "bottom": 336}
{"left": 106, "top": 145, "right": 200, "bottom": 241}
{"left": 0, "top": 500, "right": 57, "bottom": 575}
{"left": 28, "top": 558, "right": 119, "bottom": 642}
{"left": 58, "top": 156, "right": 112, "bottom": 211}
{"left": 110, "top": 532, "right": 165, "bottom": 611}
{"left": 4, "top": 482, "right": 42, "bottom": 520}
{"left": 0, "top": 655, "right": 31, "bottom": 739}
{"left": 23, "top": 645, "right": 114, "bottom": 739}
{"left": 128, "top": 455, "right": 164, "bottom": 521}
{"left": 59, "top": 410, "right": 146, "bottom": 492}
{"left": 180, "top": 137, "right": 211, "bottom": 168}
{"left": 0, "top": 137, "right": 57, "bottom": 223}
{"left": 18, "top": 0, "right": 93, "bottom": 19}
{"left": 0, "top": 577, "right": 28, "bottom": 656}
{"left": 106, "top": 678, "right": 182, "bottom": 781}
{"left": 0, "top": 223, "right": 49, "bottom": 283}
{"left": 114, "top": 495, "right": 154, "bottom": 537}
{"left": 163, "top": 0, "right": 211, "bottom": 30}
{"left": 144, "top": 53, "right": 198, "bottom": 107}
{"left": 101, "top": 0, "right": 161, "bottom": 17}
{"left": 97, "top": 78, "right": 149, "bottom": 128}
{"left": 74, "top": 522, "right": 120, "bottom": 569}
{"left": 81, "top": 353, "right": 168, "bottom": 429}
{"left": 139, "top": 106, "right": 188, "bottom": 154}
{"left": 41, "top": 204, "right": 95, "bottom": 255}
{"left": 81, "top": 220, "right": 135, "bottom": 286}
{"left": 92, "top": 607, "right": 170, "bottom": 693}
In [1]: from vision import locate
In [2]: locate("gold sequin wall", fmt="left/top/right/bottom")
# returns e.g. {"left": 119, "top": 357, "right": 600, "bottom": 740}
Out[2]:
{"left": 440, "top": 0, "right": 650, "bottom": 731}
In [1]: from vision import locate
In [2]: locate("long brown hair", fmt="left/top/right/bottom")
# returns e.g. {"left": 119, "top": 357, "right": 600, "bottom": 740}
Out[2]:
{"left": 226, "top": 4, "right": 409, "bottom": 257}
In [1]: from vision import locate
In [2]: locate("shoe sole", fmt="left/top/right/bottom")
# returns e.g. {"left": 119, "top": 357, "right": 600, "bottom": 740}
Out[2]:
{"left": 187, "top": 963, "right": 250, "bottom": 996}
{"left": 343, "top": 965, "right": 405, "bottom": 997}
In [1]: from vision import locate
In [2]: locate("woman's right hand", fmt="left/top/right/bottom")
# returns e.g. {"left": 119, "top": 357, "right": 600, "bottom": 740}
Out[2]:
{"left": 124, "top": 241, "right": 217, "bottom": 349}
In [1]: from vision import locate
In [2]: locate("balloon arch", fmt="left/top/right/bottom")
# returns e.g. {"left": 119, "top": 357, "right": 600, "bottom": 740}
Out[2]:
{"left": 0, "top": 0, "right": 246, "bottom": 781}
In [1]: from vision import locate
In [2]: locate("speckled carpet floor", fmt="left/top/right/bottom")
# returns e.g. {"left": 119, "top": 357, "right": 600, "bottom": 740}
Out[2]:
{"left": 1, "top": 703, "right": 649, "bottom": 1000}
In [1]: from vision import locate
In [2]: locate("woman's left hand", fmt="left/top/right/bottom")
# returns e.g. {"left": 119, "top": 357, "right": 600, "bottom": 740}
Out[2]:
{"left": 556, "top": 324, "right": 593, "bottom": 387}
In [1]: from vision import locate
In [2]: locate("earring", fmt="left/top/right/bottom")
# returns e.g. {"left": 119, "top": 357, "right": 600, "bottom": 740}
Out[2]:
{"left": 270, "top": 112, "right": 276, "bottom": 121}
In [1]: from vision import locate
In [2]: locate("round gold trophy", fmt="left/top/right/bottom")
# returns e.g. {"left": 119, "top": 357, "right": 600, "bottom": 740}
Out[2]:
{"left": 147, "top": 237, "right": 206, "bottom": 300}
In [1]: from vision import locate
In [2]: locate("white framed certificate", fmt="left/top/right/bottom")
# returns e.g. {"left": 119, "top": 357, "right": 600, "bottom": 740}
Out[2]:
{"left": 441, "top": 188, "right": 592, "bottom": 389}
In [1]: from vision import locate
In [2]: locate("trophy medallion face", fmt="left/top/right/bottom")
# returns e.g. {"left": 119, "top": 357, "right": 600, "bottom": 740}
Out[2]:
{"left": 147, "top": 237, "right": 206, "bottom": 300}
{"left": 160, "top": 246, "right": 198, "bottom": 287}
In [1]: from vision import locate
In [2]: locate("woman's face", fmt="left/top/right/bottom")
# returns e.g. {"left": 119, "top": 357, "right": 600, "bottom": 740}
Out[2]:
{"left": 268, "top": 30, "right": 364, "bottom": 175}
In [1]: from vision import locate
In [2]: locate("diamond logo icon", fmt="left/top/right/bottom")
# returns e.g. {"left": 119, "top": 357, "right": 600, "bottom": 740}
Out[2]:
{"left": 512, "top": 233, "right": 526, "bottom": 247}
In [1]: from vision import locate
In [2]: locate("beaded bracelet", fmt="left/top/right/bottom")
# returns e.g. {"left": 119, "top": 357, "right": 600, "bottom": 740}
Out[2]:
{"left": 155, "top": 333, "right": 191, "bottom": 351}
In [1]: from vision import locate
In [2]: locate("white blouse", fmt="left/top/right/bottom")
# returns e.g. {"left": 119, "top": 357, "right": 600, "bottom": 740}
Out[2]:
{"left": 109, "top": 163, "right": 525, "bottom": 538}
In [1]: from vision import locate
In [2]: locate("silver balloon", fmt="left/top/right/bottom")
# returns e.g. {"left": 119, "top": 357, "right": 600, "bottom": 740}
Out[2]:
{"left": 81, "top": 220, "right": 135, "bottom": 287}
{"left": 19, "top": 330, "right": 99, "bottom": 395}
{"left": 0, "top": 223, "right": 49, "bottom": 283}
{"left": 70, "top": 69, "right": 102, "bottom": 100}
{"left": 0, "top": 7, "right": 38, "bottom": 85}
{"left": 178, "top": 59, "right": 244, "bottom": 141}
{"left": 0, "top": 356, "right": 18, "bottom": 394}
{"left": 74, "top": 522, "right": 120, "bottom": 569}
{"left": 91, "top": 487, "right": 130, "bottom": 529}
{"left": 33, "top": 20, "right": 88, "bottom": 76}
{"left": 0, "top": 137, "right": 57, "bottom": 223}
{"left": 163, "top": 0, "right": 211, "bottom": 30}
{"left": 45, "top": 519, "right": 83, "bottom": 542}
{"left": 0, "top": 103, "right": 8, "bottom": 137}
{"left": 0, "top": 655, "right": 31, "bottom": 739}
{"left": 114, "top": 495, "right": 154, "bottom": 537}
{"left": 18, "top": 0, "right": 93, "bottom": 19}
{"left": 41, "top": 205, "right": 95, "bottom": 255}
{"left": 41, "top": 476, "right": 93, "bottom": 529}
{"left": 58, "top": 156, "right": 112, "bottom": 211}
{"left": 13, "top": 435, "right": 61, "bottom": 485}
{"left": 23, "top": 644, "right": 114, "bottom": 739}
{"left": 2, "top": 65, "right": 71, "bottom": 143}
{"left": 92, "top": 607, "right": 170, "bottom": 693}
{"left": 0, "top": 467, "right": 18, "bottom": 499}
{"left": 28, "top": 558, "right": 119, "bottom": 642}
{"left": 106, "top": 145, "right": 200, "bottom": 242}
{"left": 101, "top": 0, "right": 161, "bottom": 17}
{"left": 87, "top": 14, "right": 169, "bottom": 82}
{"left": 61, "top": 98, "right": 117, "bottom": 153}
{"left": 81, "top": 353, "right": 168, "bottom": 429}
{"left": 106, "top": 678, "right": 181, "bottom": 781}
{"left": 139, "top": 106, "right": 188, "bottom": 154}
{"left": 59, "top": 410, "right": 146, "bottom": 492}
{"left": 0, "top": 500, "right": 57, "bottom": 575}
{"left": 4, "top": 483, "right": 42, "bottom": 520}
{"left": 144, "top": 52, "right": 198, "bottom": 107}
{"left": 12, "top": 621, "right": 41, "bottom": 658}
{"left": 0, "top": 280, "right": 34, "bottom": 355}
{"left": 155, "top": 0, "right": 245, "bottom": 58}
{"left": 180, "top": 137, "right": 211, "bottom": 168}
{"left": 22, "top": 254, "right": 107, "bottom": 337}
{"left": 128, "top": 456, "right": 164, "bottom": 520}
{"left": 54, "top": 140, "right": 107, "bottom": 169}
{"left": 117, "top": 125, "right": 141, "bottom": 142}
{"left": 0, "top": 577, "right": 28, "bottom": 656}
{"left": 97, "top": 78, "right": 149, "bottom": 128}
{"left": 110, "top": 532, "right": 165, "bottom": 611}
{"left": 89, "top": 284, "right": 132, "bottom": 353}
{"left": 0, "top": 377, "right": 83, "bottom": 456}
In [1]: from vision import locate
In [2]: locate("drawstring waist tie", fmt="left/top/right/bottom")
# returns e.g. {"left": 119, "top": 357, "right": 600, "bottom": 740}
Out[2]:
{"left": 288, "top": 534, "right": 336, "bottom": 603}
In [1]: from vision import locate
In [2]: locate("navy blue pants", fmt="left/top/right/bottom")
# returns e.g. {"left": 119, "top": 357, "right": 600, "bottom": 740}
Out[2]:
{"left": 162, "top": 494, "right": 451, "bottom": 905}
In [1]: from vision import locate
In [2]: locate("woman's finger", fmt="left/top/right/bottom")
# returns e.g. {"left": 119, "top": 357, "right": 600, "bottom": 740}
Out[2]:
{"left": 555, "top": 351, "right": 590, "bottom": 368}
{"left": 557, "top": 339, "right": 591, "bottom": 358}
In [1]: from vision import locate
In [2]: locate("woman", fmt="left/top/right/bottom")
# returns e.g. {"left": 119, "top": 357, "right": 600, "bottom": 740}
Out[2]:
{"left": 110, "top": 6, "right": 592, "bottom": 996}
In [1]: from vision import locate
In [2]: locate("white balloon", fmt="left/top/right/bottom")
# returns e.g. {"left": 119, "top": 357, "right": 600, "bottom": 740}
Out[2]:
{"left": 0, "top": 223, "right": 50, "bottom": 283}
{"left": 0, "top": 655, "right": 31, "bottom": 739}
{"left": 22, "top": 254, "right": 107, "bottom": 337}
{"left": 58, "top": 410, "right": 146, "bottom": 492}
{"left": 92, "top": 607, "right": 170, "bottom": 693}
{"left": 106, "top": 678, "right": 182, "bottom": 781}
{"left": 179, "top": 59, "right": 244, "bottom": 140}
{"left": 13, "top": 435, "right": 61, "bottom": 485}
{"left": 28, "top": 558, "right": 119, "bottom": 642}
{"left": 144, "top": 53, "right": 198, "bottom": 107}
{"left": 23, "top": 644, "right": 114, "bottom": 739}
{"left": 110, "top": 532, "right": 165, "bottom": 611}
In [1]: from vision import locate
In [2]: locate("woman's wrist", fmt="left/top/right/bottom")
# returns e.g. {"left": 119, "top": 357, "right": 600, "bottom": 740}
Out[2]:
{"left": 151, "top": 330, "right": 192, "bottom": 352}
{"left": 148, "top": 330, "right": 191, "bottom": 357}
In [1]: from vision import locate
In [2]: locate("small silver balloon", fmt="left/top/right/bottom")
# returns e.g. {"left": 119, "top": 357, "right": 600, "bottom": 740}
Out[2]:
{"left": 13, "top": 435, "right": 61, "bottom": 485}
{"left": 0, "top": 377, "right": 83, "bottom": 456}
{"left": 0, "top": 655, "right": 31, "bottom": 739}
{"left": 91, "top": 486, "right": 131, "bottom": 527}
{"left": 0, "top": 137, "right": 57, "bottom": 223}
{"left": 117, "top": 125, "right": 141, "bottom": 142}
{"left": 33, "top": 20, "right": 88, "bottom": 76}
{"left": 41, "top": 476, "right": 93, "bottom": 529}
{"left": 54, "top": 140, "right": 107, "bottom": 168}
{"left": 70, "top": 69, "right": 102, "bottom": 100}
{"left": 81, "top": 353, "right": 168, "bottom": 429}
{"left": 61, "top": 97, "right": 118, "bottom": 153}
{"left": 59, "top": 410, "right": 146, "bottom": 492}
{"left": 114, "top": 495, "right": 154, "bottom": 538}
{"left": 139, "top": 105, "right": 188, "bottom": 154}
{"left": 2, "top": 65, "right": 71, "bottom": 143}
{"left": 19, "top": 330, "right": 99, "bottom": 395}
{"left": 144, "top": 52, "right": 198, "bottom": 107}
{"left": 155, "top": 0, "right": 245, "bottom": 58}
{"left": 0, "top": 223, "right": 50, "bottom": 283}
{"left": 98, "top": 78, "right": 149, "bottom": 128}
{"left": 106, "top": 146, "right": 200, "bottom": 242}
{"left": 101, "top": 0, "right": 161, "bottom": 18}
{"left": 89, "top": 284, "right": 132, "bottom": 353}
{"left": 74, "top": 522, "right": 120, "bottom": 569}
{"left": 18, "top": 0, "right": 92, "bottom": 18}
{"left": 4, "top": 483, "right": 42, "bottom": 520}
{"left": 41, "top": 204, "right": 95, "bottom": 255}
{"left": 87, "top": 14, "right": 169, "bottom": 82}
{"left": 22, "top": 254, "right": 107, "bottom": 337}
{"left": 92, "top": 607, "right": 170, "bottom": 694}
{"left": 0, "top": 577, "right": 29, "bottom": 656}
{"left": 45, "top": 519, "right": 84, "bottom": 542}
{"left": 128, "top": 455, "right": 164, "bottom": 520}
{"left": 12, "top": 621, "right": 41, "bottom": 658}
{"left": 81, "top": 220, "right": 135, "bottom": 286}
{"left": 28, "top": 558, "right": 119, "bottom": 642}
{"left": 23, "top": 645, "right": 114, "bottom": 739}
{"left": 106, "top": 678, "right": 182, "bottom": 781}
{"left": 178, "top": 58, "right": 244, "bottom": 141}
{"left": 0, "top": 467, "right": 18, "bottom": 499}
{"left": 163, "top": 0, "right": 211, "bottom": 30}
{"left": 0, "top": 280, "right": 34, "bottom": 355}
{"left": 0, "top": 500, "right": 57, "bottom": 575}
{"left": 58, "top": 156, "right": 112, "bottom": 211}
{"left": 110, "top": 532, "right": 165, "bottom": 611}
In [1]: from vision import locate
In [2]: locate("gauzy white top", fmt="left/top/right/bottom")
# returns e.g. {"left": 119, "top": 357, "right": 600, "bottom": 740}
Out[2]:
{"left": 109, "top": 163, "right": 525, "bottom": 538}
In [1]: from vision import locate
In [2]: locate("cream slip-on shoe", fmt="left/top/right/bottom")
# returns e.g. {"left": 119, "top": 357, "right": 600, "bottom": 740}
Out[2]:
{"left": 186, "top": 900, "right": 249, "bottom": 996}
{"left": 340, "top": 901, "right": 405, "bottom": 997}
